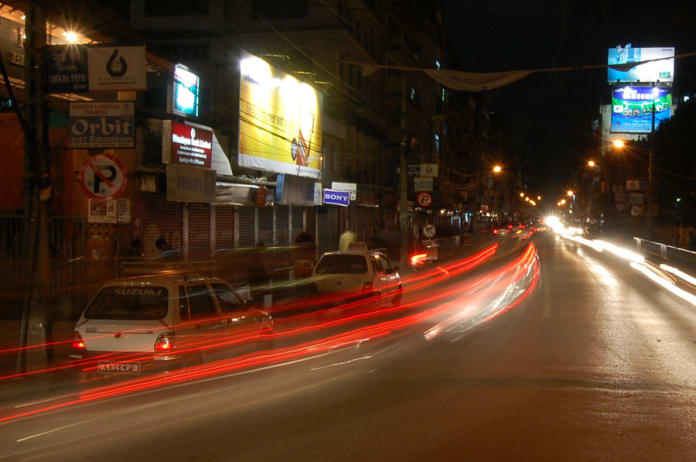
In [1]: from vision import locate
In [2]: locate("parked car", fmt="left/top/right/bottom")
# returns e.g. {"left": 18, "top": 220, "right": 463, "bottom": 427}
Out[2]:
{"left": 311, "top": 250, "right": 403, "bottom": 306}
{"left": 70, "top": 274, "right": 273, "bottom": 375}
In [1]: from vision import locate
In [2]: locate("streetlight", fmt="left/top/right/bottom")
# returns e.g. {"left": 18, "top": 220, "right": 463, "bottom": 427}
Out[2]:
{"left": 492, "top": 165, "right": 502, "bottom": 174}
{"left": 566, "top": 190, "right": 574, "bottom": 197}
{"left": 537, "top": 195, "right": 541, "bottom": 201}
{"left": 560, "top": 199, "right": 567, "bottom": 205}
{"left": 612, "top": 139, "right": 625, "bottom": 149}
{"left": 63, "top": 30, "right": 79, "bottom": 44}
{"left": 525, "top": 197, "right": 530, "bottom": 202}
{"left": 587, "top": 160, "right": 596, "bottom": 168}
{"left": 519, "top": 192, "right": 525, "bottom": 198}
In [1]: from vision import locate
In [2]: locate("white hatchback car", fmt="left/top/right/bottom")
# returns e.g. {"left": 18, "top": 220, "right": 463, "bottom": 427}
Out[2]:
{"left": 71, "top": 274, "right": 273, "bottom": 374}
{"left": 311, "top": 250, "right": 403, "bottom": 306}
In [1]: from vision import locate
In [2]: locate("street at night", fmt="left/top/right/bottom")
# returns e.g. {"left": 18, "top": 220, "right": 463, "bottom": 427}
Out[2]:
{"left": 2, "top": 1, "right": 696, "bottom": 460}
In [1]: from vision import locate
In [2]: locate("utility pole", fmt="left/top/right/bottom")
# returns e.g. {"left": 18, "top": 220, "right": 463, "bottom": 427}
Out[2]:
{"left": 647, "top": 86, "right": 656, "bottom": 239}
{"left": 17, "top": 1, "right": 50, "bottom": 372}
{"left": 399, "top": 73, "right": 408, "bottom": 269}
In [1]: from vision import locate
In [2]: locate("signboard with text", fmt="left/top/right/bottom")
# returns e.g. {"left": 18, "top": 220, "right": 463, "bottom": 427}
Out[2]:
{"left": 331, "top": 182, "right": 357, "bottom": 200}
{"left": 45, "top": 46, "right": 88, "bottom": 93}
{"left": 414, "top": 177, "right": 433, "bottom": 192}
{"left": 611, "top": 86, "right": 671, "bottom": 133}
{"left": 79, "top": 154, "right": 127, "bottom": 200}
{"left": 87, "top": 46, "right": 146, "bottom": 91}
{"left": 171, "top": 122, "right": 212, "bottom": 168}
{"left": 172, "top": 64, "right": 200, "bottom": 117}
{"left": 69, "top": 102, "right": 134, "bottom": 148}
{"left": 323, "top": 189, "right": 350, "bottom": 207}
{"left": 166, "top": 163, "right": 215, "bottom": 203}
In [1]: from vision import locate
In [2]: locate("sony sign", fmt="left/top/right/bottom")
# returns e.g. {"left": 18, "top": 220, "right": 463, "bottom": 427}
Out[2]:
{"left": 322, "top": 188, "right": 350, "bottom": 207}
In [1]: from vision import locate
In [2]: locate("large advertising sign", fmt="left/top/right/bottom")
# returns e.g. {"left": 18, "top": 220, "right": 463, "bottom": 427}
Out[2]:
{"left": 611, "top": 86, "right": 672, "bottom": 133}
{"left": 170, "top": 122, "right": 213, "bottom": 168}
{"left": 238, "top": 51, "right": 322, "bottom": 179}
{"left": 607, "top": 45, "right": 674, "bottom": 83}
{"left": 172, "top": 64, "right": 200, "bottom": 117}
{"left": 69, "top": 102, "right": 135, "bottom": 148}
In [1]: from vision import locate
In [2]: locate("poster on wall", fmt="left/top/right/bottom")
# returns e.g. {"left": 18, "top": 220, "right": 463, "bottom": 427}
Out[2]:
{"left": 607, "top": 45, "right": 674, "bottom": 83}
{"left": 238, "top": 50, "right": 323, "bottom": 179}
{"left": 88, "top": 198, "right": 130, "bottom": 223}
{"left": 611, "top": 86, "right": 671, "bottom": 133}
{"left": 69, "top": 102, "right": 134, "bottom": 148}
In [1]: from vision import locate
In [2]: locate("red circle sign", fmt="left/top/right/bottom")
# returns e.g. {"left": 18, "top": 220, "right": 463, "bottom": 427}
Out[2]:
{"left": 417, "top": 191, "right": 433, "bottom": 207}
{"left": 79, "top": 154, "right": 127, "bottom": 200}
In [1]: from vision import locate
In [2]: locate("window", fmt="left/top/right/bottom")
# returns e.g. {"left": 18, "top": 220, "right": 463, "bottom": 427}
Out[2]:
{"left": 315, "top": 255, "right": 368, "bottom": 275}
{"left": 372, "top": 254, "right": 390, "bottom": 273}
{"left": 211, "top": 283, "right": 244, "bottom": 313}
{"left": 85, "top": 286, "right": 169, "bottom": 320}
{"left": 251, "top": 0, "right": 308, "bottom": 19}
{"left": 144, "top": 0, "right": 209, "bottom": 17}
{"left": 186, "top": 284, "right": 218, "bottom": 320}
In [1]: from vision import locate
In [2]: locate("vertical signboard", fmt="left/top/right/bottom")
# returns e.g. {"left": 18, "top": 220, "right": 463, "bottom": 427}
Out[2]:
{"left": 172, "top": 64, "right": 200, "bottom": 117}
{"left": 238, "top": 50, "right": 323, "bottom": 179}
{"left": 611, "top": 86, "right": 671, "bottom": 133}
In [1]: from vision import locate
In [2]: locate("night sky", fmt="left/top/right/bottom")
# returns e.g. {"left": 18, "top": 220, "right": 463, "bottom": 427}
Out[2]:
{"left": 444, "top": 0, "right": 696, "bottom": 201}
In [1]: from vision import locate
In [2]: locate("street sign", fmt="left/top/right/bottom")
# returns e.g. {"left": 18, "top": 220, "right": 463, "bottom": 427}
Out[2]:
{"left": 626, "top": 179, "right": 640, "bottom": 191}
{"left": 422, "top": 223, "right": 436, "bottom": 238}
{"left": 420, "top": 163, "right": 438, "bottom": 178}
{"left": 416, "top": 191, "right": 433, "bottom": 207}
{"left": 414, "top": 177, "right": 433, "bottom": 192}
{"left": 331, "top": 181, "right": 357, "bottom": 200}
{"left": 79, "top": 154, "right": 127, "bottom": 200}
{"left": 323, "top": 188, "right": 350, "bottom": 207}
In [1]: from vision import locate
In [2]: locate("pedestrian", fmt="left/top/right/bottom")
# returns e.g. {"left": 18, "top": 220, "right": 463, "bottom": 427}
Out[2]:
{"left": 155, "top": 238, "right": 179, "bottom": 260}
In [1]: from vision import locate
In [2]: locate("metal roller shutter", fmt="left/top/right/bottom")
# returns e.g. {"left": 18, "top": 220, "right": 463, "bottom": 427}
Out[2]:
{"left": 188, "top": 203, "right": 211, "bottom": 260}
{"left": 276, "top": 205, "right": 289, "bottom": 244}
{"left": 318, "top": 207, "right": 338, "bottom": 254}
{"left": 258, "top": 207, "right": 273, "bottom": 245}
{"left": 238, "top": 207, "right": 255, "bottom": 247}
{"left": 291, "top": 206, "right": 304, "bottom": 240}
{"left": 142, "top": 196, "right": 182, "bottom": 258}
{"left": 215, "top": 206, "right": 235, "bottom": 251}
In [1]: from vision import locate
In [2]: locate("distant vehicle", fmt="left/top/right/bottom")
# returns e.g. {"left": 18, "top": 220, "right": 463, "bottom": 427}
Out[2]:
{"left": 70, "top": 275, "right": 273, "bottom": 375}
{"left": 492, "top": 227, "right": 509, "bottom": 237}
{"left": 312, "top": 250, "right": 403, "bottom": 306}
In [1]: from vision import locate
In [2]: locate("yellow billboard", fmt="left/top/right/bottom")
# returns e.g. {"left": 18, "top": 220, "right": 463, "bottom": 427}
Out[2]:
{"left": 238, "top": 51, "right": 322, "bottom": 179}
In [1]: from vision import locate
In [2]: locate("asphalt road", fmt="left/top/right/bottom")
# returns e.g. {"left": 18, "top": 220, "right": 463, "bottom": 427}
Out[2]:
{"left": 2, "top": 232, "right": 696, "bottom": 461}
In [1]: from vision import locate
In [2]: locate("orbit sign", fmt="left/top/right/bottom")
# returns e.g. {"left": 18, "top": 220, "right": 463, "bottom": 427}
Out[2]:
{"left": 416, "top": 191, "right": 433, "bottom": 207}
{"left": 79, "top": 153, "right": 127, "bottom": 200}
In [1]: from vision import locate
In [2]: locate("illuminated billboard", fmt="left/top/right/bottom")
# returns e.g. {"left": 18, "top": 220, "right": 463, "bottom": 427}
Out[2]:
{"left": 173, "top": 64, "right": 200, "bottom": 117}
{"left": 607, "top": 45, "right": 674, "bottom": 83}
{"left": 611, "top": 86, "right": 671, "bottom": 133}
{"left": 238, "top": 51, "right": 322, "bottom": 179}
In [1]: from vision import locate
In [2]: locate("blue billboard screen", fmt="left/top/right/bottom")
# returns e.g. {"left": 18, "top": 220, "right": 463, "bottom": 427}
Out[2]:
{"left": 611, "top": 86, "right": 671, "bottom": 133}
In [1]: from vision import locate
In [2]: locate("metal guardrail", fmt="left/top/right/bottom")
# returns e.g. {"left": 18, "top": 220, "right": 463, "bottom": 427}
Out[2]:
{"left": 634, "top": 237, "right": 696, "bottom": 270}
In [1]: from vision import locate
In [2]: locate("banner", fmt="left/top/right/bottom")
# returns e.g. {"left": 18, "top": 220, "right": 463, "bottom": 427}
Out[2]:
{"left": 45, "top": 46, "right": 88, "bottom": 93}
{"left": 69, "top": 102, "right": 135, "bottom": 148}
{"left": 608, "top": 45, "right": 674, "bottom": 83}
{"left": 171, "top": 122, "right": 212, "bottom": 168}
{"left": 611, "top": 86, "right": 671, "bottom": 133}
{"left": 238, "top": 51, "right": 322, "bottom": 179}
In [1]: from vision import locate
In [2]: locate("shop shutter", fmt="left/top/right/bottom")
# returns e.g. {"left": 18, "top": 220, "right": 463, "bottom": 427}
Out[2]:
{"left": 215, "top": 206, "right": 235, "bottom": 251}
{"left": 276, "top": 205, "right": 289, "bottom": 244}
{"left": 318, "top": 207, "right": 338, "bottom": 254}
{"left": 142, "top": 195, "right": 182, "bottom": 258}
{"left": 238, "top": 207, "right": 255, "bottom": 247}
{"left": 291, "top": 206, "right": 304, "bottom": 240}
{"left": 258, "top": 207, "right": 273, "bottom": 245}
{"left": 188, "top": 203, "right": 210, "bottom": 261}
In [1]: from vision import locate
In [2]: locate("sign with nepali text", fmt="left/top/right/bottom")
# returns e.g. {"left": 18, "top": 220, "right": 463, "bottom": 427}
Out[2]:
{"left": 69, "top": 102, "right": 134, "bottom": 148}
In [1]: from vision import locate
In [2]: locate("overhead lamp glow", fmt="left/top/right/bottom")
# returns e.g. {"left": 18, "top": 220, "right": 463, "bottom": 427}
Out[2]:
{"left": 63, "top": 30, "right": 79, "bottom": 44}
{"left": 492, "top": 165, "right": 502, "bottom": 174}
{"left": 587, "top": 160, "right": 596, "bottom": 168}
{"left": 612, "top": 139, "right": 625, "bottom": 149}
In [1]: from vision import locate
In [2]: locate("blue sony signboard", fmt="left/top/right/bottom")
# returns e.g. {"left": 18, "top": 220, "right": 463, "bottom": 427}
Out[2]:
{"left": 323, "top": 188, "right": 350, "bottom": 207}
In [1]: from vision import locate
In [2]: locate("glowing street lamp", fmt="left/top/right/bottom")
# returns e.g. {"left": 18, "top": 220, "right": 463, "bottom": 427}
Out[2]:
{"left": 525, "top": 197, "right": 530, "bottom": 202}
{"left": 612, "top": 139, "right": 625, "bottom": 149}
{"left": 537, "top": 195, "right": 541, "bottom": 200}
{"left": 63, "top": 30, "right": 79, "bottom": 44}
{"left": 519, "top": 192, "right": 525, "bottom": 198}
{"left": 566, "top": 190, "right": 574, "bottom": 197}
{"left": 587, "top": 160, "right": 596, "bottom": 168}
{"left": 560, "top": 199, "right": 567, "bottom": 205}
{"left": 492, "top": 165, "right": 502, "bottom": 174}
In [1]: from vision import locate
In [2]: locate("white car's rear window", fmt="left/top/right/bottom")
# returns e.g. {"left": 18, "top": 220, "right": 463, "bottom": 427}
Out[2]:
{"left": 85, "top": 286, "right": 169, "bottom": 320}
{"left": 315, "top": 255, "right": 368, "bottom": 274}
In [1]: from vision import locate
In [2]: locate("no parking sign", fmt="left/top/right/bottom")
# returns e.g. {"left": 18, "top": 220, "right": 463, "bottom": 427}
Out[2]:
{"left": 79, "top": 154, "right": 127, "bottom": 200}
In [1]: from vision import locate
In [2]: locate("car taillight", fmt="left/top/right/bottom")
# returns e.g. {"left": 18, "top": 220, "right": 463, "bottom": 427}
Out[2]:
{"left": 493, "top": 229, "right": 498, "bottom": 235}
{"left": 409, "top": 252, "right": 428, "bottom": 265}
{"left": 154, "top": 332, "right": 175, "bottom": 352}
{"left": 72, "top": 332, "right": 86, "bottom": 352}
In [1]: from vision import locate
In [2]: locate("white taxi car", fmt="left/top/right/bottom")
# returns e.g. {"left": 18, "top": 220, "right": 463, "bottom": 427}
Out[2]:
{"left": 70, "top": 274, "right": 273, "bottom": 374}
{"left": 311, "top": 250, "right": 403, "bottom": 306}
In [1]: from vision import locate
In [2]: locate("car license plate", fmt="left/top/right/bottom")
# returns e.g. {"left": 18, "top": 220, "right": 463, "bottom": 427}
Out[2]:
{"left": 97, "top": 361, "right": 141, "bottom": 373}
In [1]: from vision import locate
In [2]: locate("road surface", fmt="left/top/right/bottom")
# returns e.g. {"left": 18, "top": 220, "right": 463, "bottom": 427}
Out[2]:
{"left": 2, "top": 232, "right": 696, "bottom": 461}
